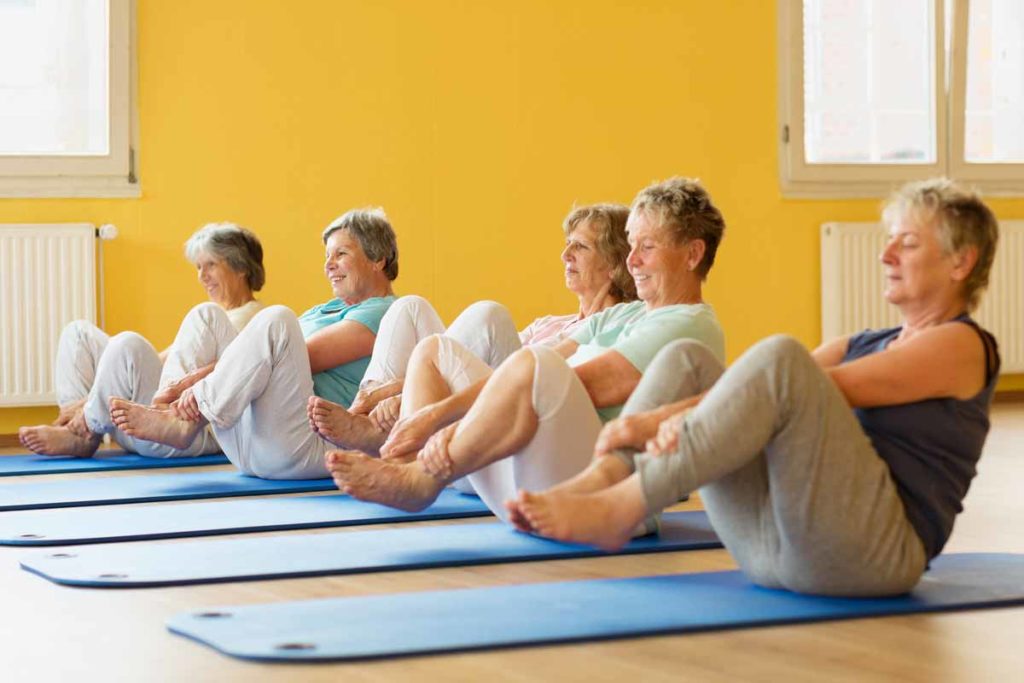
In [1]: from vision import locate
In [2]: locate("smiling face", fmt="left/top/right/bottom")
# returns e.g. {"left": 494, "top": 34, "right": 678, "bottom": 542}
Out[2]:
{"left": 625, "top": 211, "right": 703, "bottom": 308}
{"left": 880, "top": 215, "right": 967, "bottom": 309}
{"left": 561, "top": 219, "right": 613, "bottom": 298}
{"left": 323, "top": 229, "right": 385, "bottom": 304}
{"left": 194, "top": 252, "right": 251, "bottom": 309}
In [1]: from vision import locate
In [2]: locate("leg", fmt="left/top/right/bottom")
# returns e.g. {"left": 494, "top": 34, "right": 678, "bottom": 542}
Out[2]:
{"left": 330, "top": 346, "right": 600, "bottom": 518}
{"left": 515, "top": 340, "right": 723, "bottom": 540}
{"left": 158, "top": 302, "right": 238, "bottom": 388}
{"left": 446, "top": 300, "right": 523, "bottom": 369}
{"left": 192, "top": 305, "right": 330, "bottom": 479}
{"left": 639, "top": 335, "right": 926, "bottom": 595}
{"left": 361, "top": 295, "right": 446, "bottom": 386}
{"left": 53, "top": 320, "right": 109, "bottom": 407}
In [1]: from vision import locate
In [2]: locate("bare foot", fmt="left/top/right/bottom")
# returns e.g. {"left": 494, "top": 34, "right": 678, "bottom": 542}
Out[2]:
{"left": 18, "top": 425, "right": 100, "bottom": 457}
{"left": 308, "top": 397, "right": 386, "bottom": 454}
{"left": 109, "top": 398, "right": 204, "bottom": 450}
{"left": 517, "top": 476, "right": 649, "bottom": 552}
{"left": 325, "top": 449, "right": 444, "bottom": 512}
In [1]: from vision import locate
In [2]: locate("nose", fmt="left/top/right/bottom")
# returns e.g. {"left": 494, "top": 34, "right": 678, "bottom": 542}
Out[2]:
{"left": 879, "top": 238, "right": 898, "bottom": 265}
{"left": 561, "top": 244, "right": 572, "bottom": 263}
{"left": 626, "top": 245, "right": 641, "bottom": 269}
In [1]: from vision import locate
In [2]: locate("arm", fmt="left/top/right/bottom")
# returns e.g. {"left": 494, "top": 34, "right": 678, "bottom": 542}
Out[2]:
{"left": 811, "top": 335, "right": 850, "bottom": 368}
{"left": 826, "top": 323, "right": 986, "bottom": 407}
{"left": 305, "top": 320, "right": 377, "bottom": 374}
{"left": 552, "top": 337, "right": 578, "bottom": 359}
{"left": 380, "top": 376, "right": 489, "bottom": 458}
{"left": 573, "top": 350, "right": 642, "bottom": 408}
{"left": 152, "top": 362, "right": 216, "bottom": 405}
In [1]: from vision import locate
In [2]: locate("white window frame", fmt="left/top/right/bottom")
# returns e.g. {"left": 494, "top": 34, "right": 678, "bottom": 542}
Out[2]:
{"left": 779, "top": 0, "right": 1024, "bottom": 198}
{"left": 0, "top": 0, "right": 139, "bottom": 198}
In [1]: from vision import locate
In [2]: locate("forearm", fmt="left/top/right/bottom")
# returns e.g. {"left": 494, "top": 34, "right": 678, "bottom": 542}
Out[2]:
{"left": 429, "top": 378, "right": 487, "bottom": 428}
{"left": 174, "top": 362, "right": 216, "bottom": 391}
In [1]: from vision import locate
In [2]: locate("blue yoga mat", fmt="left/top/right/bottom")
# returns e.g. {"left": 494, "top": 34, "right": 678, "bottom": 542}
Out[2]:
{"left": 21, "top": 511, "right": 719, "bottom": 587}
{"left": 0, "top": 489, "right": 491, "bottom": 545}
{"left": 165, "top": 553, "right": 1024, "bottom": 661}
{"left": 0, "top": 451, "right": 229, "bottom": 477}
{"left": 0, "top": 470, "right": 336, "bottom": 512}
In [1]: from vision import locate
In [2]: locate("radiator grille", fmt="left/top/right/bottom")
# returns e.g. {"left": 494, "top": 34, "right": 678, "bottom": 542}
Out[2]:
{"left": 0, "top": 224, "right": 96, "bottom": 406}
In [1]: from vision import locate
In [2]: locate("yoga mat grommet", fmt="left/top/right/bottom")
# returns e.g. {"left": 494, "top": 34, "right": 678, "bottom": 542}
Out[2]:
{"left": 276, "top": 643, "right": 316, "bottom": 652}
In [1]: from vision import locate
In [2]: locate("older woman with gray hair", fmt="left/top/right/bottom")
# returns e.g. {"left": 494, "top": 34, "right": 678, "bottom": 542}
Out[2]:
{"left": 19, "top": 222, "right": 266, "bottom": 458}
{"left": 514, "top": 178, "right": 1000, "bottom": 599}
{"left": 110, "top": 208, "right": 398, "bottom": 479}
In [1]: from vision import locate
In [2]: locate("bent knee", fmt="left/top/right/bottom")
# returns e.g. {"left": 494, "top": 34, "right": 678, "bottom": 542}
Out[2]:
{"left": 754, "top": 334, "right": 807, "bottom": 361}
{"left": 106, "top": 331, "right": 153, "bottom": 356}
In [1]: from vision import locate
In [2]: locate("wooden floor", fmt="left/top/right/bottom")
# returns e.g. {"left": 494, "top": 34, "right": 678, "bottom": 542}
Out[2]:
{"left": 1, "top": 404, "right": 1021, "bottom": 682}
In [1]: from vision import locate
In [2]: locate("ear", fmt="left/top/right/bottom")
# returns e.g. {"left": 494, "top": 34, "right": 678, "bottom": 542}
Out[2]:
{"left": 686, "top": 239, "right": 706, "bottom": 272}
{"left": 950, "top": 245, "right": 979, "bottom": 283}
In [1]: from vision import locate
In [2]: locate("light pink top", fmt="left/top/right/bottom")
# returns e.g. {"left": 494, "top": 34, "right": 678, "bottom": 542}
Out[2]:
{"left": 519, "top": 313, "right": 587, "bottom": 347}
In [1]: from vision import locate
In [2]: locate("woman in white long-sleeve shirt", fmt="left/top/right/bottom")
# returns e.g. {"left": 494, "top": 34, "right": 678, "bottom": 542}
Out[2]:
{"left": 18, "top": 222, "right": 265, "bottom": 458}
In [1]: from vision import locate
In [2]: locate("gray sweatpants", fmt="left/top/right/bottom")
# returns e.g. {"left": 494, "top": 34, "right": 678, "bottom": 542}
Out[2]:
{"left": 622, "top": 335, "right": 927, "bottom": 596}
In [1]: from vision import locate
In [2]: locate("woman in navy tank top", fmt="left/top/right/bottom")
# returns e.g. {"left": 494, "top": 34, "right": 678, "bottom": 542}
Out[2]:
{"left": 510, "top": 178, "right": 1000, "bottom": 597}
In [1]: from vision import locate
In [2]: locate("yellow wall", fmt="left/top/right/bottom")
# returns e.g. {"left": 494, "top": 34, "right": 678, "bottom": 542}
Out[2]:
{"left": 3, "top": 0, "right": 1022, "bottom": 432}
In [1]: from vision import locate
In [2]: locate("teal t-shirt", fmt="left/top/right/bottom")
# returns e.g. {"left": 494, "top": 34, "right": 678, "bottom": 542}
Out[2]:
{"left": 298, "top": 295, "right": 395, "bottom": 407}
{"left": 569, "top": 300, "right": 725, "bottom": 421}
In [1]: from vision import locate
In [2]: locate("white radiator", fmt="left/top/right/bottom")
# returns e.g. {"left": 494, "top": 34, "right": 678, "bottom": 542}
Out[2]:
{"left": 0, "top": 224, "right": 96, "bottom": 406}
{"left": 821, "top": 221, "right": 1024, "bottom": 373}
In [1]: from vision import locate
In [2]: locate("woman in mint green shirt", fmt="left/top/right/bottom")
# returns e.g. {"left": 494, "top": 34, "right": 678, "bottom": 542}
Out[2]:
{"left": 328, "top": 177, "right": 728, "bottom": 521}
{"left": 110, "top": 208, "right": 397, "bottom": 479}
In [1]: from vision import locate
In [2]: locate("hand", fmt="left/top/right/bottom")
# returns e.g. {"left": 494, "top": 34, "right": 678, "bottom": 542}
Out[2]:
{"left": 171, "top": 388, "right": 202, "bottom": 422}
{"left": 380, "top": 404, "right": 440, "bottom": 461}
{"left": 594, "top": 411, "right": 664, "bottom": 456}
{"left": 350, "top": 378, "right": 403, "bottom": 415}
{"left": 368, "top": 395, "right": 401, "bottom": 434}
{"left": 151, "top": 382, "right": 181, "bottom": 407}
{"left": 418, "top": 422, "right": 458, "bottom": 480}
{"left": 646, "top": 412, "right": 687, "bottom": 456}
{"left": 55, "top": 398, "right": 86, "bottom": 426}
{"left": 66, "top": 408, "right": 91, "bottom": 438}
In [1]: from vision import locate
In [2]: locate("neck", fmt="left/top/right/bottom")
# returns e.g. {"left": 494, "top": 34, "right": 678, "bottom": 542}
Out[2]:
{"left": 219, "top": 291, "right": 254, "bottom": 311}
{"left": 343, "top": 282, "right": 394, "bottom": 305}
{"left": 645, "top": 280, "right": 703, "bottom": 311}
{"left": 576, "top": 283, "right": 618, "bottom": 318}
{"left": 898, "top": 297, "right": 967, "bottom": 339}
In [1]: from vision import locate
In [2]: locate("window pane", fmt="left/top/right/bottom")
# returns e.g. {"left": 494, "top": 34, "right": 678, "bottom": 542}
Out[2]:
{"left": 803, "top": 0, "right": 936, "bottom": 164}
{"left": 965, "top": 0, "right": 1024, "bottom": 163}
{"left": 0, "top": 0, "right": 109, "bottom": 156}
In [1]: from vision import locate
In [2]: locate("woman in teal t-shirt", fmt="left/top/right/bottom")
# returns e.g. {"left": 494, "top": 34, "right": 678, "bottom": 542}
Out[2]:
{"left": 110, "top": 208, "right": 398, "bottom": 479}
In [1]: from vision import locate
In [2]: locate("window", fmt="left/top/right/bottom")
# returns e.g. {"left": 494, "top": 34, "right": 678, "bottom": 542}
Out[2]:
{"left": 0, "top": 0, "right": 137, "bottom": 197}
{"left": 779, "top": 0, "right": 1024, "bottom": 197}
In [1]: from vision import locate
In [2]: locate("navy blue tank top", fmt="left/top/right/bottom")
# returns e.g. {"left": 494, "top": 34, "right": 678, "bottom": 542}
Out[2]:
{"left": 842, "top": 315, "right": 999, "bottom": 559}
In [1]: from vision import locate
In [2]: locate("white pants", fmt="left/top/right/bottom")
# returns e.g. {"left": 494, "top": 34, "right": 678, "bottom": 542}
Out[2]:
{"left": 428, "top": 337, "right": 602, "bottom": 520}
{"left": 190, "top": 305, "right": 331, "bottom": 480}
{"left": 55, "top": 319, "right": 220, "bottom": 457}
{"left": 363, "top": 296, "right": 523, "bottom": 386}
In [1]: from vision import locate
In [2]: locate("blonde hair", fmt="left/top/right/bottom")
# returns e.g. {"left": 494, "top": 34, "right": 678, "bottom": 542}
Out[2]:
{"left": 882, "top": 178, "right": 999, "bottom": 311}
{"left": 630, "top": 177, "right": 725, "bottom": 280}
{"left": 562, "top": 203, "right": 636, "bottom": 302}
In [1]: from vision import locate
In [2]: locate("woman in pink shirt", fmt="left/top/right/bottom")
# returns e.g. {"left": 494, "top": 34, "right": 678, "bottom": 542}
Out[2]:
{"left": 307, "top": 203, "right": 637, "bottom": 455}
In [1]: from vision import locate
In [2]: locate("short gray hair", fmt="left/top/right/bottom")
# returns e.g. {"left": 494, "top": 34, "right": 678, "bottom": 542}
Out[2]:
{"left": 631, "top": 177, "right": 726, "bottom": 280}
{"left": 322, "top": 208, "right": 399, "bottom": 281}
{"left": 184, "top": 222, "right": 265, "bottom": 291}
{"left": 882, "top": 178, "right": 999, "bottom": 311}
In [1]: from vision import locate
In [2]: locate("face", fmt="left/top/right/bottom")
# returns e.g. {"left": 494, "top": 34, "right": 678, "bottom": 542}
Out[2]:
{"left": 625, "top": 211, "right": 700, "bottom": 307}
{"left": 879, "top": 215, "right": 963, "bottom": 307}
{"left": 561, "top": 219, "right": 613, "bottom": 297}
{"left": 194, "top": 252, "right": 250, "bottom": 307}
{"left": 323, "top": 229, "right": 384, "bottom": 304}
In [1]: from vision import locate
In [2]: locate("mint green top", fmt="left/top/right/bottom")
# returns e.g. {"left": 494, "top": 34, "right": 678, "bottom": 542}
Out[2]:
{"left": 569, "top": 300, "right": 725, "bottom": 421}
{"left": 298, "top": 295, "right": 396, "bottom": 407}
